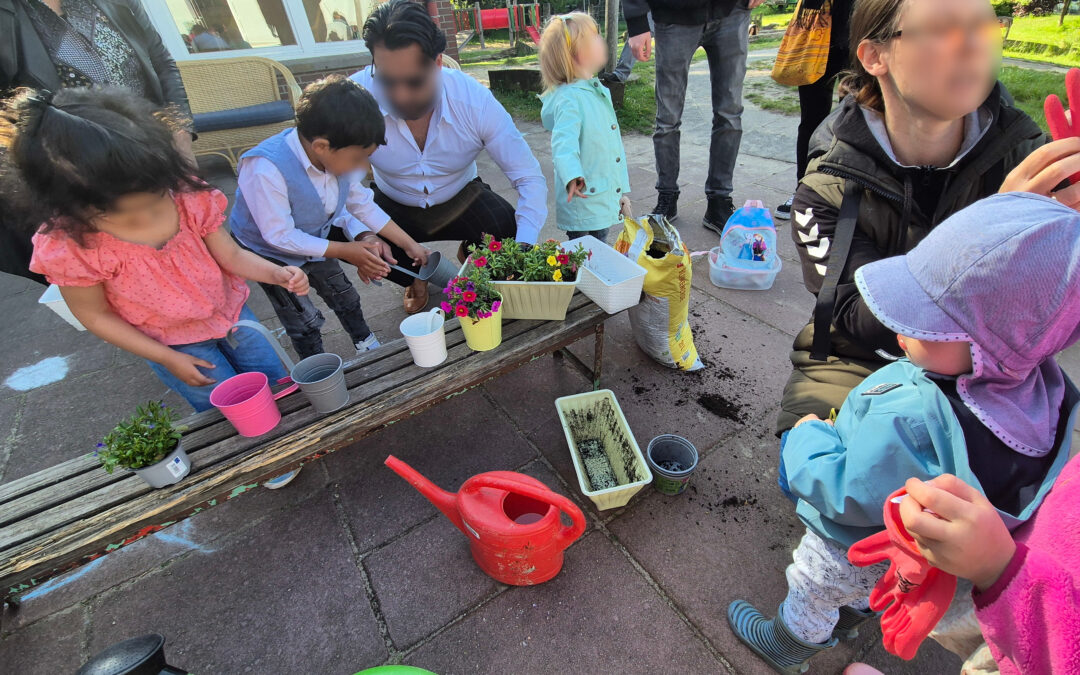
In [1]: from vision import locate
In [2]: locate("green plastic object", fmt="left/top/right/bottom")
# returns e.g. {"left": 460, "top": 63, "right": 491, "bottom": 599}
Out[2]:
{"left": 355, "top": 667, "right": 437, "bottom": 675}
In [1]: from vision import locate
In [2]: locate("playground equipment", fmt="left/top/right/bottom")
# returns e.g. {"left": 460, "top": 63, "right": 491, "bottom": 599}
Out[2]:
{"left": 454, "top": 2, "right": 542, "bottom": 48}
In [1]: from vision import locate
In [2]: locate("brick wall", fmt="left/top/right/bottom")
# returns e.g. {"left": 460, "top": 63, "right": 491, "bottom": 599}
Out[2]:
{"left": 424, "top": 0, "right": 460, "bottom": 60}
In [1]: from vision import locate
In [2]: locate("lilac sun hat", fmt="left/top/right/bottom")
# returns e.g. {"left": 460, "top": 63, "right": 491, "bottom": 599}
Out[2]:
{"left": 854, "top": 192, "right": 1080, "bottom": 457}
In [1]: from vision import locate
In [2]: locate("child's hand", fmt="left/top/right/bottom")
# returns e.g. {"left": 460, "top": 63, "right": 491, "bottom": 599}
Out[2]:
{"left": 342, "top": 240, "right": 391, "bottom": 283}
{"left": 403, "top": 241, "right": 430, "bottom": 268}
{"left": 900, "top": 474, "right": 1016, "bottom": 591}
{"left": 274, "top": 266, "right": 309, "bottom": 295}
{"left": 793, "top": 413, "right": 831, "bottom": 428}
{"left": 567, "top": 177, "right": 588, "bottom": 202}
{"left": 620, "top": 195, "right": 633, "bottom": 220}
{"left": 163, "top": 350, "right": 216, "bottom": 387}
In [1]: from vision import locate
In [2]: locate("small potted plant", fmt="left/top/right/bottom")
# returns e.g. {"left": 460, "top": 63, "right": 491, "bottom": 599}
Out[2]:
{"left": 441, "top": 267, "right": 504, "bottom": 351}
{"left": 463, "top": 235, "right": 588, "bottom": 321}
{"left": 95, "top": 401, "right": 190, "bottom": 488}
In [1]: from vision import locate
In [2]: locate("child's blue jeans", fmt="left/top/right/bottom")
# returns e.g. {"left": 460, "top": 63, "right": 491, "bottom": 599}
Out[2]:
{"left": 146, "top": 306, "right": 288, "bottom": 413}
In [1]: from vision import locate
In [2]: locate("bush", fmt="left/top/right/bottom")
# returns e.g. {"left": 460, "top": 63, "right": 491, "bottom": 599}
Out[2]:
{"left": 1013, "top": 0, "right": 1057, "bottom": 16}
{"left": 991, "top": 0, "right": 1016, "bottom": 16}
{"left": 95, "top": 401, "right": 183, "bottom": 473}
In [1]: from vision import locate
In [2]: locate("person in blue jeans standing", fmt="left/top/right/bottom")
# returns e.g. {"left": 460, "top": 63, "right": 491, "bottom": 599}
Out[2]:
{"left": 624, "top": 0, "right": 764, "bottom": 233}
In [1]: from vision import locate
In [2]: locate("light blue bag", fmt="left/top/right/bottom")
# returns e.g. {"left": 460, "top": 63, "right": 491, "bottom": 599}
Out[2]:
{"left": 708, "top": 200, "right": 782, "bottom": 290}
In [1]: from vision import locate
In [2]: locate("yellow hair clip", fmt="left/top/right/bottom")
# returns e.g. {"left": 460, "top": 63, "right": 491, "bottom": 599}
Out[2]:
{"left": 559, "top": 15, "right": 572, "bottom": 49}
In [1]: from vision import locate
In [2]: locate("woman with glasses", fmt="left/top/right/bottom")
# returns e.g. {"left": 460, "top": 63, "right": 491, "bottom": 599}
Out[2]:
{"left": 777, "top": 0, "right": 1080, "bottom": 440}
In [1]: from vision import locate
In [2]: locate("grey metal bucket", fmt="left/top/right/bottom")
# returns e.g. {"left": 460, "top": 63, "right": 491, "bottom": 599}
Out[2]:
{"left": 645, "top": 434, "right": 699, "bottom": 496}
{"left": 132, "top": 443, "right": 191, "bottom": 488}
{"left": 388, "top": 250, "right": 458, "bottom": 289}
{"left": 227, "top": 320, "right": 350, "bottom": 414}
{"left": 291, "top": 352, "right": 349, "bottom": 413}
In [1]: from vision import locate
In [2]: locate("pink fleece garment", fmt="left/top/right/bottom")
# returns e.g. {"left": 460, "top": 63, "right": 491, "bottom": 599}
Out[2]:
{"left": 973, "top": 452, "right": 1080, "bottom": 674}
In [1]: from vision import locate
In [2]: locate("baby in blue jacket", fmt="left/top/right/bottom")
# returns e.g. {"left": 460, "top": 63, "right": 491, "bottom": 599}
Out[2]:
{"left": 728, "top": 193, "right": 1080, "bottom": 673}
{"left": 538, "top": 12, "right": 632, "bottom": 243}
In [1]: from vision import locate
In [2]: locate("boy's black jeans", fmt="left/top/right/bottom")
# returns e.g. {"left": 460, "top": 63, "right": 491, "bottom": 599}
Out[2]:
{"left": 256, "top": 227, "right": 371, "bottom": 359}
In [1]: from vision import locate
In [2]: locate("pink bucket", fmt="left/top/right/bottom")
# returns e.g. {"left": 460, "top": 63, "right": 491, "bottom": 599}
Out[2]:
{"left": 209, "top": 372, "right": 298, "bottom": 437}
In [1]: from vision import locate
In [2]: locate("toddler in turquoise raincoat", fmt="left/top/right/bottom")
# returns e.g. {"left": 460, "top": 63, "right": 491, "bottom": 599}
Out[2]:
{"left": 728, "top": 193, "right": 1080, "bottom": 673}
{"left": 538, "top": 12, "right": 631, "bottom": 243}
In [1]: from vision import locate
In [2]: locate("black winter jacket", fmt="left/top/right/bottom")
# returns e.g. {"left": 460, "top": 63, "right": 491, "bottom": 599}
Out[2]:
{"left": 790, "top": 84, "right": 1045, "bottom": 365}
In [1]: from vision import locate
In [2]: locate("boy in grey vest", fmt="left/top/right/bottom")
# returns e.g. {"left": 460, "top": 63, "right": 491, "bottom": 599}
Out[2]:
{"left": 231, "top": 75, "right": 429, "bottom": 357}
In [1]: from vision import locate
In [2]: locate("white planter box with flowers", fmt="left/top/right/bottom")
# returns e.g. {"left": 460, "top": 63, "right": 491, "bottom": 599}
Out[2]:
{"left": 458, "top": 236, "right": 589, "bottom": 321}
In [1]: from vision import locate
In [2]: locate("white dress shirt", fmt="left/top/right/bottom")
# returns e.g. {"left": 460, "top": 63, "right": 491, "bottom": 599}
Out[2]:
{"left": 350, "top": 67, "right": 548, "bottom": 244}
{"left": 236, "top": 128, "right": 391, "bottom": 259}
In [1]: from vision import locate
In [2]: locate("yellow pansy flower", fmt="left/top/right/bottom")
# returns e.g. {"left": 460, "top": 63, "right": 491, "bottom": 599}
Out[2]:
{"left": 553, "top": 269, "right": 563, "bottom": 281}
{"left": 547, "top": 255, "right": 558, "bottom": 266}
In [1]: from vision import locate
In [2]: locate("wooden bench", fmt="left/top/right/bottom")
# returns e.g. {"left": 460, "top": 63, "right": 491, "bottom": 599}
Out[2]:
{"left": 1, "top": 294, "right": 608, "bottom": 606}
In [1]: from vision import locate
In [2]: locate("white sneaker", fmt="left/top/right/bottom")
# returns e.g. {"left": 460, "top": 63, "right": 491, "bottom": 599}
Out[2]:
{"left": 775, "top": 195, "right": 794, "bottom": 220}
{"left": 355, "top": 333, "right": 380, "bottom": 353}
{"left": 264, "top": 468, "right": 300, "bottom": 489}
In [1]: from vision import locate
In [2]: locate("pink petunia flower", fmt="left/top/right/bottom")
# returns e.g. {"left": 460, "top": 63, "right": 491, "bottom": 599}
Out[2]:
{"left": 557, "top": 254, "right": 569, "bottom": 265}
{"left": 491, "top": 300, "right": 501, "bottom": 313}
{"left": 462, "top": 290, "right": 477, "bottom": 302}
{"left": 475, "top": 256, "right": 488, "bottom": 267}
{"left": 440, "top": 301, "right": 452, "bottom": 313}
{"left": 488, "top": 240, "right": 502, "bottom": 252}
{"left": 455, "top": 304, "right": 468, "bottom": 317}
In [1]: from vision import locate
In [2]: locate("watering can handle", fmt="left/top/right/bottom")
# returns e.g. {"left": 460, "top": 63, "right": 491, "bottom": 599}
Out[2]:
{"left": 227, "top": 320, "right": 296, "bottom": 371}
{"left": 463, "top": 475, "right": 586, "bottom": 550}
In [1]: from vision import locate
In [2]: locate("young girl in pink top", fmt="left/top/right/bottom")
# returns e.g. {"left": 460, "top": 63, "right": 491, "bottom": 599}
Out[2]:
{"left": 2, "top": 87, "right": 308, "bottom": 418}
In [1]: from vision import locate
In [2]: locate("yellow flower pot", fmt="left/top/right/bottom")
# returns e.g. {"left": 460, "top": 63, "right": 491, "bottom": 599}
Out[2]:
{"left": 459, "top": 303, "right": 503, "bottom": 351}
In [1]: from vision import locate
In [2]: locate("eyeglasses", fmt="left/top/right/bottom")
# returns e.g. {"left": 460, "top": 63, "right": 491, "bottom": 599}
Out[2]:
{"left": 886, "top": 16, "right": 1004, "bottom": 52}
{"left": 372, "top": 65, "right": 432, "bottom": 91}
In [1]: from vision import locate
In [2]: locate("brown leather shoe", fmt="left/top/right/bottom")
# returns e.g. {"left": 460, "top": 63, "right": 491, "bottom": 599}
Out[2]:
{"left": 403, "top": 280, "right": 429, "bottom": 314}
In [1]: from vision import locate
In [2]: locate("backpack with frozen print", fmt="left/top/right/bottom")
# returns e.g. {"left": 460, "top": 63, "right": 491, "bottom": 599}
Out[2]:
{"left": 708, "top": 200, "right": 782, "bottom": 291}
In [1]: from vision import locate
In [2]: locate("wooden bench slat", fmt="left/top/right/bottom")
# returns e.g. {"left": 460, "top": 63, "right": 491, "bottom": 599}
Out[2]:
{"left": 1, "top": 304, "right": 605, "bottom": 592}
{"left": 0, "top": 300, "right": 599, "bottom": 550}
{"left": 0, "top": 294, "right": 590, "bottom": 507}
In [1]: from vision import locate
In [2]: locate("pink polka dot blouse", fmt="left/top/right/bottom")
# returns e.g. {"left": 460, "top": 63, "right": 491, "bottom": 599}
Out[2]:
{"left": 30, "top": 189, "right": 250, "bottom": 346}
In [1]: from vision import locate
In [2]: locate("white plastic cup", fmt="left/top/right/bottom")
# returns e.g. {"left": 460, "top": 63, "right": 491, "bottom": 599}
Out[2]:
{"left": 400, "top": 308, "right": 447, "bottom": 368}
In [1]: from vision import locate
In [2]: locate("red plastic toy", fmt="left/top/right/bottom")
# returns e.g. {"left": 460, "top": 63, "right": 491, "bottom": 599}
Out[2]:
{"left": 848, "top": 487, "right": 958, "bottom": 660}
{"left": 1044, "top": 67, "right": 1080, "bottom": 185}
{"left": 385, "top": 455, "right": 586, "bottom": 585}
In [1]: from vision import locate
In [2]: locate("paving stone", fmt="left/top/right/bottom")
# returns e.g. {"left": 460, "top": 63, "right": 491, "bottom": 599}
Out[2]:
{"left": 691, "top": 238, "right": 814, "bottom": 338}
{"left": 564, "top": 293, "right": 797, "bottom": 451}
{"left": 482, "top": 350, "right": 592, "bottom": 434}
{"left": 88, "top": 493, "right": 386, "bottom": 674}
{"left": 366, "top": 459, "right": 585, "bottom": 650}
{"left": 404, "top": 531, "right": 725, "bottom": 674}
{"left": 0, "top": 605, "right": 86, "bottom": 673}
{"left": 3, "top": 467, "right": 327, "bottom": 632}
{"left": 1, "top": 320, "right": 119, "bottom": 384}
{"left": 366, "top": 511, "right": 501, "bottom": 650}
{"left": 607, "top": 420, "right": 962, "bottom": 674}
{"left": 327, "top": 389, "right": 538, "bottom": 554}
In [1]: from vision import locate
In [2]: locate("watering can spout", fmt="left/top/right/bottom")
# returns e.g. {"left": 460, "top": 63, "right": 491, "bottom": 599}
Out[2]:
{"left": 384, "top": 455, "right": 465, "bottom": 534}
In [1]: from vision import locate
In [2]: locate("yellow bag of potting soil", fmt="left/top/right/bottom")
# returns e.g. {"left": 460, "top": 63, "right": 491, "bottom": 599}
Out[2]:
{"left": 614, "top": 216, "right": 704, "bottom": 371}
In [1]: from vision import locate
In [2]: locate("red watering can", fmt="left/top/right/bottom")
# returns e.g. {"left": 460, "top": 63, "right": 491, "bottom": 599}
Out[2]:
{"left": 384, "top": 455, "right": 586, "bottom": 585}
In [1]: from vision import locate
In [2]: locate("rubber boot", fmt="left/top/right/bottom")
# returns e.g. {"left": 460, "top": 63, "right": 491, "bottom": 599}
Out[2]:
{"left": 728, "top": 601, "right": 838, "bottom": 674}
{"left": 833, "top": 604, "right": 877, "bottom": 640}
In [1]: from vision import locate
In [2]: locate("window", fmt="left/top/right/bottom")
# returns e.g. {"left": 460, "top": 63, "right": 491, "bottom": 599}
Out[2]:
{"left": 145, "top": 0, "right": 382, "bottom": 60}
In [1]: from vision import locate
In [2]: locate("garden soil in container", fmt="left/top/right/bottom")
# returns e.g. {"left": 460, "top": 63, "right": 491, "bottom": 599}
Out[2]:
{"left": 562, "top": 397, "right": 644, "bottom": 490}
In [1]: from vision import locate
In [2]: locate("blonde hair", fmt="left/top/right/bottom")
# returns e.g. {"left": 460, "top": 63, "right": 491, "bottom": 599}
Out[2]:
{"left": 539, "top": 12, "right": 598, "bottom": 92}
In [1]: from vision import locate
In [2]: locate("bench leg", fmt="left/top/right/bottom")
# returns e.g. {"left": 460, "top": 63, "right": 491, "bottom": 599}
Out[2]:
{"left": 592, "top": 323, "right": 604, "bottom": 390}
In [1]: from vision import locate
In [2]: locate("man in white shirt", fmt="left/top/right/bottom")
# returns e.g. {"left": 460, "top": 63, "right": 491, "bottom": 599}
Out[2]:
{"left": 353, "top": 0, "right": 548, "bottom": 313}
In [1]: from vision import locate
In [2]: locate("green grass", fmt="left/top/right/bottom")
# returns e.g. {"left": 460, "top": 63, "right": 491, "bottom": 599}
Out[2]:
{"left": 488, "top": 55, "right": 659, "bottom": 134}
{"left": 1003, "top": 15, "right": 1080, "bottom": 67}
{"left": 998, "top": 65, "right": 1067, "bottom": 133}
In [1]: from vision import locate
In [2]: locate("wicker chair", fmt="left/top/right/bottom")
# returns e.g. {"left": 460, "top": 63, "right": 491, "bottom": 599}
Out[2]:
{"left": 442, "top": 54, "right": 461, "bottom": 70}
{"left": 178, "top": 56, "right": 302, "bottom": 172}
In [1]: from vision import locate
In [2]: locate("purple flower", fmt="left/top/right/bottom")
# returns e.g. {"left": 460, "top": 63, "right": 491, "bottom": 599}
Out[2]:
{"left": 440, "top": 301, "right": 453, "bottom": 313}
{"left": 454, "top": 286, "right": 462, "bottom": 294}
{"left": 492, "top": 300, "right": 502, "bottom": 313}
